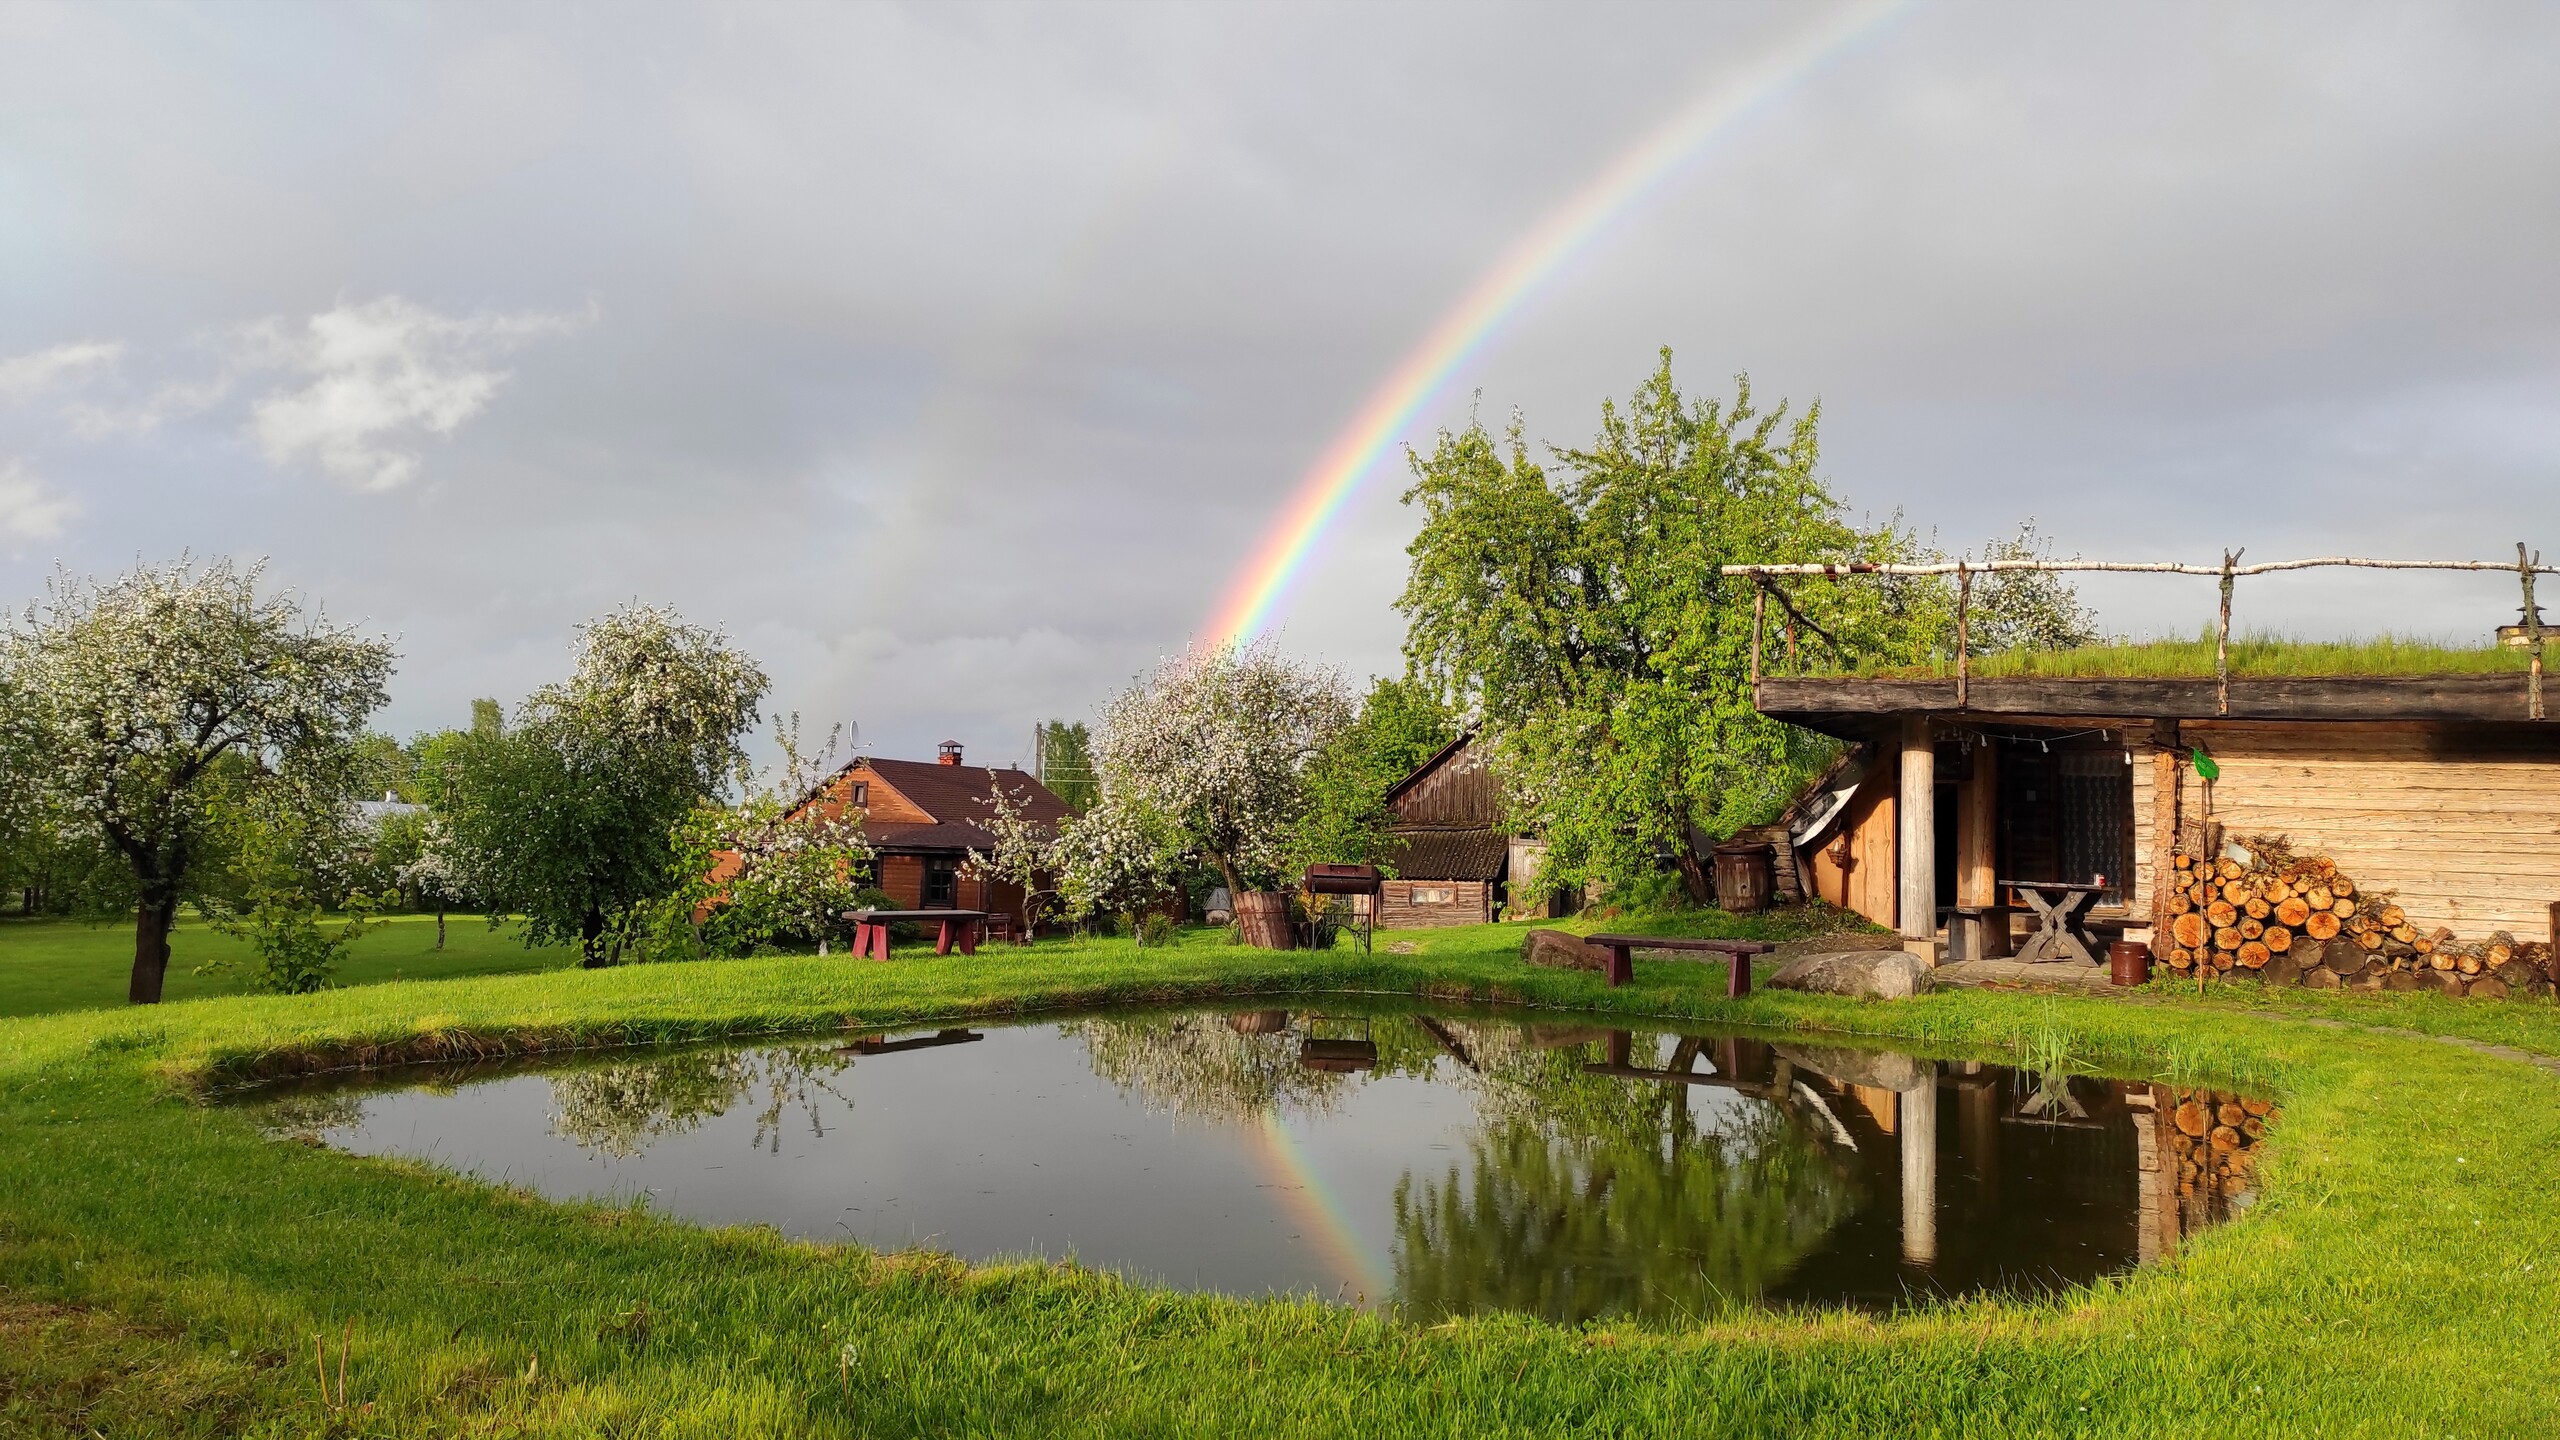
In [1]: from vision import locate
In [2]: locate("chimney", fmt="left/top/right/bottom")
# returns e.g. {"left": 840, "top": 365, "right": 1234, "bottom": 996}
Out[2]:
{"left": 937, "top": 740, "right": 964, "bottom": 766}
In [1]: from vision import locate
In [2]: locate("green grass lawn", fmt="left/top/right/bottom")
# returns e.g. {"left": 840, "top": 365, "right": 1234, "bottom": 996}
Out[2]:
{"left": 0, "top": 913, "right": 573, "bottom": 1019}
{"left": 4, "top": 918, "right": 2558, "bottom": 1436}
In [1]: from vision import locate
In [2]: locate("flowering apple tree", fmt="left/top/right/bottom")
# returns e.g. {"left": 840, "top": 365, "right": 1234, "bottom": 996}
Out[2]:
{"left": 1091, "top": 642, "right": 1353, "bottom": 898}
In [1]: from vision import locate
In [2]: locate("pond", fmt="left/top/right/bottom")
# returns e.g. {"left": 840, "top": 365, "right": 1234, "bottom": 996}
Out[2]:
{"left": 239, "top": 1003, "right": 2265, "bottom": 1322}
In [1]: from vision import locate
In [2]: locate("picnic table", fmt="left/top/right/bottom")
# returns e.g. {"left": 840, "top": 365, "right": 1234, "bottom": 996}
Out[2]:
{"left": 2001, "top": 880, "right": 2110, "bottom": 964}
{"left": 1583, "top": 933, "right": 1778, "bottom": 994}
{"left": 842, "top": 908, "right": 989, "bottom": 961}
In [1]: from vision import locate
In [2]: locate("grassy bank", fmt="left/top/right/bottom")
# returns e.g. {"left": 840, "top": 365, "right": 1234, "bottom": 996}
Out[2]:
{"left": 0, "top": 914, "right": 571, "bottom": 1019}
{"left": 4, "top": 922, "right": 2558, "bottom": 1436}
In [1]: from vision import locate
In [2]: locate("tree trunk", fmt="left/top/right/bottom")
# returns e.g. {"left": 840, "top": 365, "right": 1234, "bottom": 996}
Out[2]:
{"left": 1672, "top": 805, "right": 1713, "bottom": 907}
{"left": 1675, "top": 840, "right": 1713, "bottom": 907}
{"left": 580, "top": 908, "right": 609, "bottom": 968}
{"left": 129, "top": 890, "right": 180, "bottom": 1005}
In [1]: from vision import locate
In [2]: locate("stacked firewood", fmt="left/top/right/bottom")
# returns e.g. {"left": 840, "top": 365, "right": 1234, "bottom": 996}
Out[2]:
{"left": 2163, "top": 1084, "right": 2272, "bottom": 1199}
{"left": 2159, "top": 835, "right": 2556, "bottom": 998}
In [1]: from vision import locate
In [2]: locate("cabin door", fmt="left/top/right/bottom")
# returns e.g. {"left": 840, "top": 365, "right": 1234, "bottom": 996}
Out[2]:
{"left": 1998, "top": 740, "right": 2135, "bottom": 905}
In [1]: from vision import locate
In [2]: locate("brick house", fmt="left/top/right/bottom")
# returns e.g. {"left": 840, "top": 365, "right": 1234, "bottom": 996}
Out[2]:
{"left": 790, "top": 741, "right": 1076, "bottom": 930}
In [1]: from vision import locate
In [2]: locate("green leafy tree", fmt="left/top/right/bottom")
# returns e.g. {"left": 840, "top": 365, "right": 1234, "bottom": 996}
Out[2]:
{"left": 1034, "top": 720, "right": 1100, "bottom": 811}
{"left": 1398, "top": 353, "right": 1935, "bottom": 904}
{"left": 436, "top": 604, "right": 769, "bottom": 967}
{"left": 2, "top": 559, "right": 394, "bottom": 1002}
{"left": 348, "top": 731, "right": 417, "bottom": 803}
{"left": 196, "top": 788, "right": 384, "bottom": 994}
{"left": 1291, "top": 676, "right": 1458, "bottom": 871}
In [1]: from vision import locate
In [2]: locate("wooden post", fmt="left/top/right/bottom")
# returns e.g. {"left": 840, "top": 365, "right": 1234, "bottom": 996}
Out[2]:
{"left": 2150, "top": 719, "right": 2181, "bottom": 958}
{"left": 2521, "top": 543, "right": 2544, "bottom": 722}
{"left": 1899, "top": 1062, "right": 1938, "bottom": 1266}
{"left": 1955, "top": 560, "right": 1972, "bottom": 710}
{"left": 1750, "top": 576, "right": 1767, "bottom": 688}
{"left": 2215, "top": 549, "right": 2241, "bottom": 717}
{"left": 1898, "top": 714, "right": 1936, "bottom": 945}
{"left": 1956, "top": 735, "right": 2005, "bottom": 958}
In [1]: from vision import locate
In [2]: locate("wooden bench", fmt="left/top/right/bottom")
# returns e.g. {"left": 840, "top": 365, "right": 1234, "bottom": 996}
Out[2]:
{"left": 1941, "top": 903, "right": 2015, "bottom": 962}
{"left": 842, "top": 908, "right": 990, "bottom": 961}
{"left": 1583, "top": 933, "right": 1778, "bottom": 995}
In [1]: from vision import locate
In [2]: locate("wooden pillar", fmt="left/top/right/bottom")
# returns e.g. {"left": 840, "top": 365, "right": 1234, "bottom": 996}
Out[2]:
{"left": 1956, "top": 736, "right": 2001, "bottom": 958}
{"left": 2150, "top": 719, "right": 2182, "bottom": 957}
{"left": 1899, "top": 1062, "right": 1938, "bottom": 1266}
{"left": 1898, "top": 715, "right": 1936, "bottom": 942}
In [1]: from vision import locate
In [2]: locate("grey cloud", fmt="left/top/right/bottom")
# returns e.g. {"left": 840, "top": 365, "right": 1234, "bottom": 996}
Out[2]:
{"left": 0, "top": 1, "right": 2553, "bottom": 753}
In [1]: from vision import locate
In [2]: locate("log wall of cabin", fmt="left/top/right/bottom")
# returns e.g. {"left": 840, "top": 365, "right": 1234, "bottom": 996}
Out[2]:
{"left": 1378, "top": 879, "right": 1492, "bottom": 928}
{"left": 1798, "top": 780, "right": 1897, "bottom": 930}
{"left": 1390, "top": 745, "right": 1502, "bottom": 826}
{"left": 2179, "top": 721, "right": 2560, "bottom": 937}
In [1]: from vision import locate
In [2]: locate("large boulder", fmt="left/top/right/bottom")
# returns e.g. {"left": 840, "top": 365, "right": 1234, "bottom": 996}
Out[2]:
{"left": 1522, "top": 929, "right": 1605, "bottom": 973}
{"left": 1766, "top": 949, "right": 1935, "bottom": 1000}
{"left": 1775, "top": 1042, "right": 1932, "bottom": 1093}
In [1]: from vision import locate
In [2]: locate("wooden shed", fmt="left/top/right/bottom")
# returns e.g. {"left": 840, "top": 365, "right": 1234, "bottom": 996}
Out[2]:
{"left": 1757, "top": 672, "right": 2560, "bottom": 987}
{"left": 1377, "top": 735, "right": 1511, "bottom": 927}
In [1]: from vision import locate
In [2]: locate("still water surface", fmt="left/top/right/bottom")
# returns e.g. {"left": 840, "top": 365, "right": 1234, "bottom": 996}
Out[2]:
{"left": 244, "top": 1004, "right": 2256, "bottom": 1321}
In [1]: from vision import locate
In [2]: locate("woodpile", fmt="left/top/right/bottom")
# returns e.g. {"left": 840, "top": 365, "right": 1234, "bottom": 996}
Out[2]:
{"left": 2159, "top": 834, "right": 2556, "bottom": 999}
{"left": 2163, "top": 1084, "right": 2274, "bottom": 1200}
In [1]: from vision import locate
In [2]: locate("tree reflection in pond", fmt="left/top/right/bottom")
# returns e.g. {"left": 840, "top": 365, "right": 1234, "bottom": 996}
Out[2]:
{"left": 1393, "top": 1033, "right": 1858, "bottom": 1324}
{"left": 1069, "top": 1012, "right": 1360, "bottom": 1123}
{"left": 548, "top": 1046, "right": 850, "bottom": 1158}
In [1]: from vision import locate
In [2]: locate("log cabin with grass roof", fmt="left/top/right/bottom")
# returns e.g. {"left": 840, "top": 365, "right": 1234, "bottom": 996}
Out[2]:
{"left": 1745, "top": 552, "right": 2560, "bottom": 998}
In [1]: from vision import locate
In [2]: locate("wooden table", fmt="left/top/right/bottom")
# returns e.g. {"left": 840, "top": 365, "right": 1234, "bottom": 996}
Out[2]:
{"left": 842, "top": 908, "right": 989, "bottom": 961}
{"left": 2001, "top": 881, "right": 2110, "bottom": 964}
{"left": 1583, "top": 934, "right": 1777, "bottom": 994}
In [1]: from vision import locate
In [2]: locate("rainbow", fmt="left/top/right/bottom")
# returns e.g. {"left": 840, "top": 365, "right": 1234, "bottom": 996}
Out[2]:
{"left": 1246, "top": 1109, "right": 1390, "bottom": 1303}
{"left": 1201, "top": 0, "right": 1913, "bottom": 647}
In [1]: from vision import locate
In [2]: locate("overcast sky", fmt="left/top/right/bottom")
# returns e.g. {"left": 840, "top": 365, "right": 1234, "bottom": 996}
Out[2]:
{"left": 2, "top": 1, "right": 2554, "bottom": 763}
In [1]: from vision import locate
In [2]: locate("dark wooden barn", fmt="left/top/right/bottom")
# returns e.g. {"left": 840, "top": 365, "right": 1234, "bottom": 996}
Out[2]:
{"left": 1377, "top": 735, "right": 1533, "bottom": 927}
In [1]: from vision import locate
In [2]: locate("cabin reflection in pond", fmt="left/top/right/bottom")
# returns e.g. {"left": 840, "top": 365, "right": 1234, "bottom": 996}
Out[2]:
{"left": 1571, "top": 1035, "right": 2249, "bottom": 1297}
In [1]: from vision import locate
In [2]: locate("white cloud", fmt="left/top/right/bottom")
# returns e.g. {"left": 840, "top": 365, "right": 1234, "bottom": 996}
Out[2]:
{"left": 0, "top": 341, "right": 122, "bottom": 404}
{"left": 0, "top": 459, "right": 76, "bottom": 541}
{"left": 245, "top": 296, "right": 588, "bottom": 490}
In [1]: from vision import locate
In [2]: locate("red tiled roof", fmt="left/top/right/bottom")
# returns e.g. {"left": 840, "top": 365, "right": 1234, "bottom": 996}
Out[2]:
{"left": 824, "top": 756, "right": 1076, "bottom": 854}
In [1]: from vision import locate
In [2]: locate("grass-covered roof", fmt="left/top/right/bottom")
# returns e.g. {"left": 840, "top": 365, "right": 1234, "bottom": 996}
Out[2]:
{"left": 1846, "top": 632, "right": 2533, "bottom": 681}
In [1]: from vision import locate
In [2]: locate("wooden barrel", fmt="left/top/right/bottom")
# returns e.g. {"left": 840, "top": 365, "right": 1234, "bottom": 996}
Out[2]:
{"left": 1711, "top": 843, "right": 1775, "bottom": 914}
{"left": 1235, "top": 891, "right": 1295, "bottom": 950}
{"left": 2110, "top": 940, "right": 2152, "bottom": 987}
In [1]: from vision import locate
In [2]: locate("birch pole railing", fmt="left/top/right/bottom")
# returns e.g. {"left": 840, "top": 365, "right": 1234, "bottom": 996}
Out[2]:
{"left": 1727, "top": 552, "right": 2556, "bottom": 719}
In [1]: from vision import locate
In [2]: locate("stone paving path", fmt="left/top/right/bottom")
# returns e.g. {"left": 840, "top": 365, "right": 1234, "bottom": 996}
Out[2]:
{"left": 1934, "top": 957, "right": 2119, "bottom": 992}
